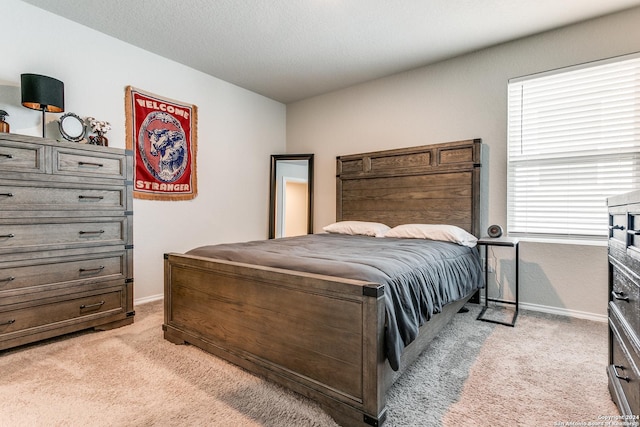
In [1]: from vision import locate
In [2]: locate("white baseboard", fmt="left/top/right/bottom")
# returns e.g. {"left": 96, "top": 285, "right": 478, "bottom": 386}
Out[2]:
{"left": 477, "top": 297, "right": 607, "bottom": 323}
{"left": 518, "top": 302, "right": 607, "bottom": 323}
{"left": 134, "top": 294, "right": 164, "bottom": 306}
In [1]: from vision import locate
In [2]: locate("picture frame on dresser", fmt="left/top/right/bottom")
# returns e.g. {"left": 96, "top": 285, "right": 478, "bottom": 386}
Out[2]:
{"left": 58, "top": 112, "right": 86, "bottom": 143}
{"left": 607, "top": 189, "right": 640, "bottom": 417}
{"left": 0, "top": 133, "right": 134, "bottom": 351}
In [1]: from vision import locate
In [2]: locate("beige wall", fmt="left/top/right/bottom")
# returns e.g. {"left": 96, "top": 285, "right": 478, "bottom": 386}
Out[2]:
{"left": 286, "top": 7, "right": 640, "bottom": 319}
{"left": 5, "top": 1, "right": 639, "bottom": 317}
{"left": 3, "top": 1, "right": 286, "bottom": 302}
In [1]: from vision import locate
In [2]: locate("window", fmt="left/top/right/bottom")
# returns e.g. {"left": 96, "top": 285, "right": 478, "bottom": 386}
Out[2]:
{"left": 507, "top": 53, "right": 640, "bottom": 241}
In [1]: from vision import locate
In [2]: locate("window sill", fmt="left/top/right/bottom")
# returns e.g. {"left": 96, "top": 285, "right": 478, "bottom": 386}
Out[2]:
{"left": 509, "top": 236, "right": 607, "bottom": 247}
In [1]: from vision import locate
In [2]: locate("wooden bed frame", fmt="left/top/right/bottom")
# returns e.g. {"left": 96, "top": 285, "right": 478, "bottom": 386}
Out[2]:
{"left": 163, "top": 138, "right": 482, "bottom": 426}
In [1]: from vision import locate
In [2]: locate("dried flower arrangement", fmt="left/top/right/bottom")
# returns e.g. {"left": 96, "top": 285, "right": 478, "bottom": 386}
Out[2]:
{"left": 86, "top": 117, "right": 111, "bottom": 146}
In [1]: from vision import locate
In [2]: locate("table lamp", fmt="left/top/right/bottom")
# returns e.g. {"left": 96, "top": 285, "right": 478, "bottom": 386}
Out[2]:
{"left": 21, "top": 73, "right": 65, "bottom": 138}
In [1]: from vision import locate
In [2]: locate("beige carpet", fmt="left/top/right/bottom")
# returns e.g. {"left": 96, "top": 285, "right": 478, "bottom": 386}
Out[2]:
{"left": 444, "top": 309, "right": 618, "bottom": 427}
{"left": 0, "top": 300, "right": 617, "bottom": 426}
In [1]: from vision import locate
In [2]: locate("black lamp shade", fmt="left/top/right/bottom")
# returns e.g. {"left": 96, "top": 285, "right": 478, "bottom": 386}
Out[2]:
{"left": 21, "top": 73, "right": 64, "bottom": 113}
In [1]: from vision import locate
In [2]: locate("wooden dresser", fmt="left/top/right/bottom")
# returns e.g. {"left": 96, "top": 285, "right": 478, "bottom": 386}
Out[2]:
{"left": 0, "top": 134, "right": 134, "bottom": 351}
{"left": 608, "top": 189, "right": 640, "bottom": 416}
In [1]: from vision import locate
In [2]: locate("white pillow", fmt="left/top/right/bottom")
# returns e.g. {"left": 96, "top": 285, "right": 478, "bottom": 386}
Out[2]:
{"left": 322, "top": 221, "right": 390, "bottom": 238}
{"left": 384, "top": 224, "right": 478, "bottom": 247}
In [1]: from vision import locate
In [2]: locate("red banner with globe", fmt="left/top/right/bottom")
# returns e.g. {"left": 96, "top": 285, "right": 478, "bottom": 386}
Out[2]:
{"left": 125, "top": 86, "right": 197, "bottom": 200}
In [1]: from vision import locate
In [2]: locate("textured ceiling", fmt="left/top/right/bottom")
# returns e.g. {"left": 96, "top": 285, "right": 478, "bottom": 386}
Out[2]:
{"left": 21, "top": 0, "right": 640, "bottom": 103}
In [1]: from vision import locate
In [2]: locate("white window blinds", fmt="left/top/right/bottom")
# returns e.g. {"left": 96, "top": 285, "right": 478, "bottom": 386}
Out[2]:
{"left": 507, "top": 53, "right": 640, "bottom": 241}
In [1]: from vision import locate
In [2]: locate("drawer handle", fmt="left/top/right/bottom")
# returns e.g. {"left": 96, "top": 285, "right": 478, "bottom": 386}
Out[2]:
{"left": 80, "top": 300, "right": 105, "bottom": 310}
{"left": 1, "top": 276, "right": 15, "bottom": 282}
{"left": 78, "top": 195, "right": 104, "bottom": 200}
{"left": 78, "top": 161, "right": 104, "bottom": 167}
{"left": 79, "top": 266, "right": 105, "bottom": 273}
{"left": 627, "top": 229, "right": 640, "bottom": 236}
{"left": 614, "top": 365, "right": 631, "bottom": 382}
{"left": 79, "top": 230, "right": 105, "bottom": 235}
{"left": 0, "top": 319, "right": 15, "bottom": 326}
{"left": 612, "top": 290, "right": 630, "bottom": 302}
{"left": 0, "top": 233, "right": 14, "bottom": 238}
{"left": 0, "top": 153, "right": 13, "bottom": 159}
{"left": 609, "top": 225, "right": 626, "bottom": 231}
{"left": 0, "top": 193, "right": 13, "bottom": 197}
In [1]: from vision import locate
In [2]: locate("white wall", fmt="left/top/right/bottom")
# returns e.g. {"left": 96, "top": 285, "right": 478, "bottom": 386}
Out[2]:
{"left": 5, "top": 1, "right": 638, "bottom": 318}
{"left": 287, "top": 7, "right": 640, "bottom": 320}
{"left": 2, "top": 1, "right": 286, "bottom": 303}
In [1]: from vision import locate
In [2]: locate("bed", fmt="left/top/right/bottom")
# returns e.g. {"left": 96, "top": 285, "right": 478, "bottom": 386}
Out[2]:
{"left": 163, "top": 138, "right": 483, "bottom": 426}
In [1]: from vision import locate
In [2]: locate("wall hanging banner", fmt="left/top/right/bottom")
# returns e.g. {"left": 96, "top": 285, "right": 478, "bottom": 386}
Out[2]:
{"left": 125, "top": 86, "right": 197, "bottom": 200}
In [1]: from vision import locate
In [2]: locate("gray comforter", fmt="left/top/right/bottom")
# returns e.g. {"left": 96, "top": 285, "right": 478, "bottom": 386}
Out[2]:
{"left": 187, "top": 233, "right": 484, "bottom": 371}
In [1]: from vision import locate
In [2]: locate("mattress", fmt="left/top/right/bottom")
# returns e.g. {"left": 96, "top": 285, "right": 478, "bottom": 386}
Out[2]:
{"left": 187, "top": 233, "right": 484, "bottom": 370}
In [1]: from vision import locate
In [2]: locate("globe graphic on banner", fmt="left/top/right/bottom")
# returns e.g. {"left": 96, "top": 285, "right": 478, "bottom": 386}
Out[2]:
{"left": 137, "top": 111, "right": 187, "bottom": 183}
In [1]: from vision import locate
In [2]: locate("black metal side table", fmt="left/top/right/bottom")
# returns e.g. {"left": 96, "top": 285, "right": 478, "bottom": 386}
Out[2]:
{"left": 476, "top": 236, "right": 519, "bottom": 327}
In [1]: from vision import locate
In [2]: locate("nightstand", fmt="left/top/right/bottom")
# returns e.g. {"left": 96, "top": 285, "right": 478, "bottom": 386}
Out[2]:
{"left": 476, "top": 236, "right": 519, "bottom": 326}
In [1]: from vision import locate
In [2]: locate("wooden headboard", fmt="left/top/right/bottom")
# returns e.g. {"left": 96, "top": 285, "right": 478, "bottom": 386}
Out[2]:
{"left": 336, "top": 138, "right": 482, "bottom": 236}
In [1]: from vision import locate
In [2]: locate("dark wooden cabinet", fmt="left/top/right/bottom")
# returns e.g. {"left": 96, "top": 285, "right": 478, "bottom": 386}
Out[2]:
{"left": 0, "top": 134, "right": 134, "bottom": 351}
{"left": 608, "top": 189, "right": 640, "bottom": 416}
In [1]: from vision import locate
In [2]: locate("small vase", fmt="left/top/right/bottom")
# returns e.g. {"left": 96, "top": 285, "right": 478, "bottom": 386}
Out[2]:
{"left": 90, "top": 134, "right": 108, "bottom": 146}
{"left": 0, "top": 110, "right": 9, "bottom": 133}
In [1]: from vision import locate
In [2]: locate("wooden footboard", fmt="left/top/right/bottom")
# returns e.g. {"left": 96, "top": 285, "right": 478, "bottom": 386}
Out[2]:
{"left": 163, "top": 252, "right": 473, "bottom": 426}
{"left": 164, "top": 252, "right": 387, "bottom": 425}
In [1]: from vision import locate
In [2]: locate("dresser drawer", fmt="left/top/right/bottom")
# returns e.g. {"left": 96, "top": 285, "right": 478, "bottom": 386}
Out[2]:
{"left": 0, "top": 139, "right": 46, "bottom": 174}
{"left": 0, "top": 181, "right": 127, "bottom": 214}
{"left": 0, "top": 217, "right": 127, "bottom": 254}
{"left": 611, "top": 264, "right": 640, "bottom": 337}
{"left": 0, "top": 251, "right": 126, "bottom": 298}
{"left": 53, "top": 147, "right": 127, "bottom": 180}
{"left": 628, "top": 212, "right": 640, "bottom": 262}
{"left": 609, "top": 312, "right": 640, "bottom": 416}
{"left": 0, "top": 287, "right": 124, "bottom": 338}
{"left": 610, "top": 211, "right": 628, "bottom": 245}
